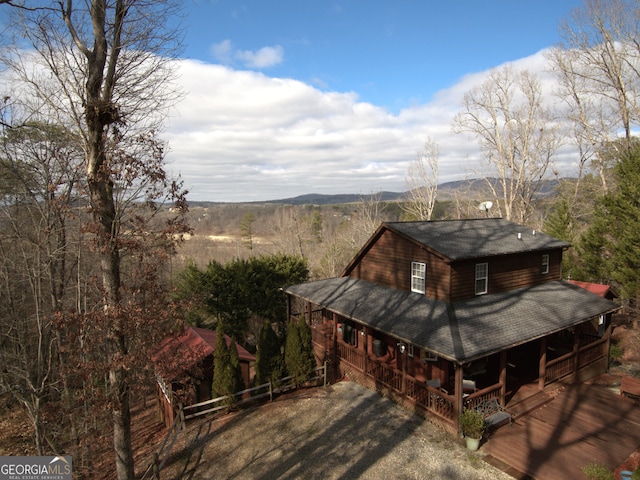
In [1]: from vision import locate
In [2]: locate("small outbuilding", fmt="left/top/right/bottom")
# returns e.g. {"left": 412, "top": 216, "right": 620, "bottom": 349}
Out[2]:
{"left": 153, "top": 326, "right": 255, "bottom": 426}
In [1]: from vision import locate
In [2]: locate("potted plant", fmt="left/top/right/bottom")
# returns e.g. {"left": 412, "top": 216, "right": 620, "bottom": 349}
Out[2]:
{"left": 459, "top": 408, "right": 485, "bottom": 451}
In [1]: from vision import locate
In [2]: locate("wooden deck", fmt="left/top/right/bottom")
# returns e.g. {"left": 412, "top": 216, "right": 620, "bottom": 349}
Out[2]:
{"left": 483, "top": 383, "right": 640, "bottom": 480}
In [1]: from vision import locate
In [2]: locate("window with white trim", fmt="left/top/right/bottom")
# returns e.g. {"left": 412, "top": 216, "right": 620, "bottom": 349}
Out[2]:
{"left": 541, "top": 254, "right": 549, "bottom": 274}
{"left": 411, "top": 261, "right": 426, "bottom": 294}
{"left": 407, "top": 344, "right": 414, "bottom": 358}
{"left": 475, "top": 263, "right": 488, "bottom": 295}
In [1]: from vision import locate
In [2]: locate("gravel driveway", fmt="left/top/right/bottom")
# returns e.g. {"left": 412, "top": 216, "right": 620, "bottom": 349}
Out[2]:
{"left": 161, "top": 381, "right": 513, "bottom": 479}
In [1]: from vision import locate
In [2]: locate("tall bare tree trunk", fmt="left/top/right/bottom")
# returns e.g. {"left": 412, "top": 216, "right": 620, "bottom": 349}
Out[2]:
{"left": 80, "top": 1, "right": 133, "bottom": 476}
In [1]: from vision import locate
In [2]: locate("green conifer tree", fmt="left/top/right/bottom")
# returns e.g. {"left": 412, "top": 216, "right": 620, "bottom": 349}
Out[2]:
{"left": 297, "top": 315, "right": 316, "bottom": 375}
{"left": 577, "top": 141, "right": 640, "bottom": 308}
{"left": 212, "top": 322, "right": 241, "bottom": 407}
{"left": 284, "top": 315, "right": 316, "bottom": 384}
{"left": 255, "top": 320, "right": 285, "bottom": 385}
{"left": 228, "top": 339, "right": 245, "bottom": 393}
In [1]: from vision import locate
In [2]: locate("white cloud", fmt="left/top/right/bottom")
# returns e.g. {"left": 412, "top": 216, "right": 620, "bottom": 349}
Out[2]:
{"left": 165, "top": 50, "right": 580, "bottom": 202}
{"left": 210, "top": 40, "right": 284, "bottom": 69}
{"left": 236, "top": 45, "right": 284, "bottom": 69}
{"left": 210, "top": 40, "right": 234, "bottom": 65}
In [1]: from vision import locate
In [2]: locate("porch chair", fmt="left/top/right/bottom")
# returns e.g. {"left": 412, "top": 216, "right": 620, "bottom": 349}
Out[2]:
{"left": 463, "top": 379, "right": 476, "bottom": 393}
{"left": 426, "top": 378, "right": 448, "bottom": 395}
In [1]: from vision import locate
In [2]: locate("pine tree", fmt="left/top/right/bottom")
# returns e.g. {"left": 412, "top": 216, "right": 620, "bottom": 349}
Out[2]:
{"left": 212, "top": 322, "right": 242, "bottom": 407}
{"left": 228, "top": 339, "right": 245, "bottom": 393}
{"left": 284, "top": 315, "right": 316, "bottom": 384}
{"left": 577, "top": 141, "right": 640, "bottom": 308}
{"left": 255, "top": 320, "right": 285, "bottom": 385}
{"left": 297, "top": 315, "right": 315, "bottom": 376}
{"left": 544, "top": 195, "right": 579, "bottom": 278}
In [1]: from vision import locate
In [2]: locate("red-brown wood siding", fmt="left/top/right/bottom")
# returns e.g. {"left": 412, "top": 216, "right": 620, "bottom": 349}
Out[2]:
{"left": 449, "top": 250, "right": 563, "bottom": 302}
{"left": 348, "top": 229, "right": 451, "bottom": 300}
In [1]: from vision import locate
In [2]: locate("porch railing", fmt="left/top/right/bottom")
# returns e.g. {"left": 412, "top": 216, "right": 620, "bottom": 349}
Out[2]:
{"left": 337, "top": 341, "right": 366, "bottom": 371}
{"left": 545, "top": 351, "right": 574, "bottom": 383}
{"left": 406, "top": 377, "right": 455, "bottom": 423}
{"left": 333, "top": 342, "right": 456, "bottom": 423}
{"left": 463, "top": 384, "right": 502, "bottom": 410}
{"left": 545, "top": 336, "right": 607, "bottom": 384}
{"left": 366, "top": 361, "right": 403, "bottom": 392}
{"left": 578, "top": 337, "right": 607, "bottom": 367}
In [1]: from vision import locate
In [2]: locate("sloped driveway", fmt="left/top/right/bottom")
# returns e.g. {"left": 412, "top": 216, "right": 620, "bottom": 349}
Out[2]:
{"left": 161, "top": 381, "right": 513, "bottom": 480}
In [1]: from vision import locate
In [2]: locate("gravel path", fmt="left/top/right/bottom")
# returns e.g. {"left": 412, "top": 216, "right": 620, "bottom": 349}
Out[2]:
{"left": 162, "top": 381, "right": 513, "bottom": 479}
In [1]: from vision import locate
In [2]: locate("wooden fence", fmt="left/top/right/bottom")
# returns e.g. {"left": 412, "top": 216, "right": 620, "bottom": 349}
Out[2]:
{"left": 141, "top": 363, "right": 327, "bottom": 479}
{"left": 140, "top": 405, "right": 185, "bottom": 480}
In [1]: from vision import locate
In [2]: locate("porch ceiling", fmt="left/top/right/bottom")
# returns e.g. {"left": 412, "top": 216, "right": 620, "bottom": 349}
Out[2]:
{"left": 284, "top": 278, "right": 619, "bottom": 364}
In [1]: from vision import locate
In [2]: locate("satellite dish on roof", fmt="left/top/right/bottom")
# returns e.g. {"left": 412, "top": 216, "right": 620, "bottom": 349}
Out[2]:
{"left": 478, "top": 201, "right": 493, "bottom": 217}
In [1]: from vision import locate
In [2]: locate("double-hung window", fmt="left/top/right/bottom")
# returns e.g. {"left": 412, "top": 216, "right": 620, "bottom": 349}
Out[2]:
{"left": 541, "top": 254, "right": 550, "bottom": 274}
{"left": 411, "top": 262, "right": 426, "bottom": 294}
{"left": 475, "top": 263, "right": 488, "bottom": 295}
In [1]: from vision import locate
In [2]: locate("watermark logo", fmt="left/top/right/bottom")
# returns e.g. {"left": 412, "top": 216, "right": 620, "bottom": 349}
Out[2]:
{"left": 0, "top": 456, "right": 72, "bottom": 480}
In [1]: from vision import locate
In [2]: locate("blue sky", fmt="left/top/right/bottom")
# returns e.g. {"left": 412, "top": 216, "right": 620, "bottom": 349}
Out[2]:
{"left": 161, "top": 1, "right": 585, "bottom": 201}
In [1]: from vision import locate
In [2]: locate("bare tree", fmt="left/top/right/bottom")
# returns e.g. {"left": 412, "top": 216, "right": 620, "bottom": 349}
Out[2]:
{"left": 403, "top": 138, "right": 439, "bottom": 221}
{"left": 558, "top": 0, "right": 640, "bottom": 153}
{"left": 452, "top": 65, "right": 562, "bottom": 224}
{"left": 549, "top": 0, "right": 640, "bottom": 192}
{"left": 0, "top": 118, "right": 84, "bottom": 454}
{"left": 3, "top": 2, "right": 186, "bottom": 479}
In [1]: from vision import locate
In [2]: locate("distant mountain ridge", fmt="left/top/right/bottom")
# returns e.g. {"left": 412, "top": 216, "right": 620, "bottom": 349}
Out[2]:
{"left": 189, "top": 178, "right": 564, "bottom": 206}
{"left": 260, "top": 178, "right": 563, "bottom": 206}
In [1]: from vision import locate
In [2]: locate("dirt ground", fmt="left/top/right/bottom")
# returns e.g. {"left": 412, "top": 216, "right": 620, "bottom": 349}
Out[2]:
{"left": 156, "top": 381, "right": 513, "bottom": 480}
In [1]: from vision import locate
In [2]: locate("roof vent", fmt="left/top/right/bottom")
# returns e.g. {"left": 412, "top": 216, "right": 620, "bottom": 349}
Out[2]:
{"left": 532, "top": 230, "right": 536, "bottom": 236}
{"left": 517, "top": 232, "right": 522, "bottom": 240}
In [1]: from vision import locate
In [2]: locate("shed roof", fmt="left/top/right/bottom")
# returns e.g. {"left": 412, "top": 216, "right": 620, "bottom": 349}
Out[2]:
{"left": 284, "top": 278, "right": 618, "bottom": 364}
{"left": 383, "top": 219, "right": 570, "bottom": 261}
{"left": 568, "top": 280, "right": 616, "bottom": 299}
{"left": 153, "top": 326, "right": 255, "bottom": 381}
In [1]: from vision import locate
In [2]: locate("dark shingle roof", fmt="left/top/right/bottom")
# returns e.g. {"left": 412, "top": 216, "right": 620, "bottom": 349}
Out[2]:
{"left": 284, "top": 278, "right": 618, "bottom": 363}
{"left": 384, "top": 219, "right": 571, "bottom": 261}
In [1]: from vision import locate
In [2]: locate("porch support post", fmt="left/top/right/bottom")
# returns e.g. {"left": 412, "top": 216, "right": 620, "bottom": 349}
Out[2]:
{"left": 539, "top": 337, "right": 547, "bottom": 390}
{"left": 454, "top": 363, "right": 464, "bottom": 433}
{"left": 401, "top": 345, "right": 407, "bottom": 394}
{"left": 307, "top": 301, "right": 313, "bottom": 324}
{"left": 363, "top": 326, "right": 368, "bottom": 376}
{"left": 572, "top": 328, "right": 580, "bottom": 381}
{"left": 499, "top": 351, "right": 507, "bottom": 406}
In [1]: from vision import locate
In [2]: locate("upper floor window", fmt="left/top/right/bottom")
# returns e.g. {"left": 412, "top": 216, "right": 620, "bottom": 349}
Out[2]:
{"left": 541, "top": 254, "right": 550, "bottom": 274}
{"left": 475, "top": 263, "right": 488, "bottom": 295}
{"left": 411, "top": 261, "right": 426, "bottom": 294}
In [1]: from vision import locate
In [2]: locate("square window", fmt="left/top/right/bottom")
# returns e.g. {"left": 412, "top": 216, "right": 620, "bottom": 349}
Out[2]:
{"left": 411, "top": 262, "right": 426, "bottom": 294}
{"left": 541, "top": 254, "right": 550, "bottom": 274}
{"left": 475, "top": 263, "right": 488, "bottom": 295}
{"left": 422, "top": 351, "right": 438, "bottom": 362}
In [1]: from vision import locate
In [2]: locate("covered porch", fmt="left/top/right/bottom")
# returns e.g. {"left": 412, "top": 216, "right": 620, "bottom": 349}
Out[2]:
{"left": 285, "top": 277, "right": 619, "bottom": 433}
{"left": 301, "top": 303, "right": 614, "bottom": 432}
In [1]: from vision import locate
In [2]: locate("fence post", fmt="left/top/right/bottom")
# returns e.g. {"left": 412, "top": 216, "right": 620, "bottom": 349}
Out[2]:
{"left": 269, "top": 381, "right": 273, "bottom": 402}
{"left": 152, "top": 452, "right": 160, "bottom": 480}
{"left": 178, "top": 404, "right": 186, "bottom": 432}
{"left": 323, "top": 361, "right": 328, "bottom": 387}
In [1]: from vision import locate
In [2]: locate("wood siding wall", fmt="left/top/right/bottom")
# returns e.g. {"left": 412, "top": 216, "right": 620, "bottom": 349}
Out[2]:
{"left": 449, "top": 249, "right": 563, "bottom": 302}
{"left": 349, "top": 228, "right": 564, "bottom": 302}
{"left": 348, "top": 229, "right": 451, "bottom": 300}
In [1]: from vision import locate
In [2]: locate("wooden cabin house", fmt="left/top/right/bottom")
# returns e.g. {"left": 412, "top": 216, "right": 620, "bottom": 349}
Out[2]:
{"left": 153, "top": 326, "right": 255, "bottom": 426}
{"left": 283, "top": 219, "right": 620, "bottom": 433}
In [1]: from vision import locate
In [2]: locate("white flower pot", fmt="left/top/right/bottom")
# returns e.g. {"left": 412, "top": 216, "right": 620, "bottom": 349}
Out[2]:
{"left": 465, "top": 436, "right": 481, "bottom": 451}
